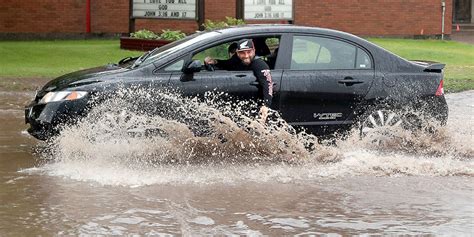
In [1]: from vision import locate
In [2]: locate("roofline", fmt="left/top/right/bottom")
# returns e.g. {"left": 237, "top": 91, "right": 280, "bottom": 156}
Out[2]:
{"left": 212, "top": 24, "right": 358, "bottom": 38}
{"left": 208, "top": 24, "right": 371, "bottom": 46}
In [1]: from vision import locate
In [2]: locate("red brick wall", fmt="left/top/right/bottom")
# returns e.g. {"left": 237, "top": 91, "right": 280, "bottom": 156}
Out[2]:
{"left": 294, "top": 0, "right": 452, "bottom": 36}
{"left": 0, "top": 0, "right": 453, "bottom": 36}
{"left": 0, "top": 0, "right": 86, "bottom": 33}
{"left": 91, "top": 0, "right": 129, "bottom": 33}
{"left": 205, "top": 0, "right": 237, "bottom": 21}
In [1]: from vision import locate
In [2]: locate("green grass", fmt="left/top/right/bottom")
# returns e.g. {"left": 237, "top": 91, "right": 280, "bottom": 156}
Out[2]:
{"left": 0, "top": 40, "right": 141, "bottom": 78}
{"left": 367, "top": 38, "right": 474, "bottom": 92}
{"left": 0, "top": 38, "right": 472, "bottom": 92}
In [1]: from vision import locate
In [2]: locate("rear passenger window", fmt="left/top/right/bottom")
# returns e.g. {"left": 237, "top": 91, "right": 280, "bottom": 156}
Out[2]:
{"left": 291, "top": 36, "right": 372, "bottom": 70}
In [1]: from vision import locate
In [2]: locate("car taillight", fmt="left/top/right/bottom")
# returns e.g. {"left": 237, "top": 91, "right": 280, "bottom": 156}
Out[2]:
{"left": 435, "top": 79, "right": 444, "bottom": 96}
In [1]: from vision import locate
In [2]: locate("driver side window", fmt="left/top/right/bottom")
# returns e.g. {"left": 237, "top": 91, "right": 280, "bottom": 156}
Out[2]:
{"left": 193, "top": 43, "right": 233, "bottom": 65}
{"left": 191, "top": 36, "right": 281, "bottom": 71}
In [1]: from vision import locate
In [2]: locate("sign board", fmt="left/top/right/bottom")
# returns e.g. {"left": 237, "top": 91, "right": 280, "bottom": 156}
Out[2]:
{"left": 244, "top": 0, "right": 293, "bottom": 20}
{"left": 132, "top": 0, "right": 196, "bottom": 19}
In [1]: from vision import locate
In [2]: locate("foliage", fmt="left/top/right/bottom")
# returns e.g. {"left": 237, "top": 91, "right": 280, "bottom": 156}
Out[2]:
{"left": 130, "top": 29, "right": 159, "bottom": 40}
{"left": 202, "top": 17, "right": 245, "bottom": 30}
{"left": 130, "top": 29, "right": 186, "bottom": 41}
{"left": 266, "top": 38, "right": 280, "bottom": 48}
{"left": 224, "top": 17, "right": 246, "bottom": 26}
{"left": 194, "top": 43, "right": 232, "bottom": 61}
{"left": 159, "top": 29, "right": 186, "bottom": 41}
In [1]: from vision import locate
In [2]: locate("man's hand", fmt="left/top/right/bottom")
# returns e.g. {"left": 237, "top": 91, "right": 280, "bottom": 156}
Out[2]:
{"left": 204, "top": 56, "right": 216, "bottom": 65}
{"left": 258, "top": 106, "right": 269, "bottom": 124}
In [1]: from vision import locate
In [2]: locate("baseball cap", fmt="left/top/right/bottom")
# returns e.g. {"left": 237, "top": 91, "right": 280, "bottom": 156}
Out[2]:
{"left": 236, "top": 39, "right": 254, "bottom": 51}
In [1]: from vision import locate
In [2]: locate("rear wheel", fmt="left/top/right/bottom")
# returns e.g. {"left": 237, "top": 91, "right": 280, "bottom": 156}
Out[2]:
{"left": 359, "top": 109, "right": 423, "bottom": 138}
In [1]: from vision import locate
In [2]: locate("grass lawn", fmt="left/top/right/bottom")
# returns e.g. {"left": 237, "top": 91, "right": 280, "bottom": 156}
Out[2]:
{"left": 0, "top": 40, "right": 141, "bottom": 78}
{"left": 0, "top": 38, "right": 472, "bottom": 92}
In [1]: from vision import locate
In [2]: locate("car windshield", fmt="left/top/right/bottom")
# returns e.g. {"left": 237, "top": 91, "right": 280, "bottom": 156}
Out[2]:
{"left": 132, "top": 31, "right": 221, "bottom": 68}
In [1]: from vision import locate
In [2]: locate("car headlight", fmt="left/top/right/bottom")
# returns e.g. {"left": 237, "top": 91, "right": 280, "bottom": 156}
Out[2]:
{"left": 39, "top": 91, "right": 88, "bottom": 104}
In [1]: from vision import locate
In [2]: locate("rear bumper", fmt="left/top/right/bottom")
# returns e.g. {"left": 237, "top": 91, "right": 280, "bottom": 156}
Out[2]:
{"left": 25, "top": 98, "right": 89, "bottom": 140}
{"left": 419, "top": 95, "right": 448, "bottom": 125}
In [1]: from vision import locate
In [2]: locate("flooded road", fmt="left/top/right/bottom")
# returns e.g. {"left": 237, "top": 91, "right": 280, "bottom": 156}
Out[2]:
{"left": 0, "top": 87, "right": 473, "bottom": 235}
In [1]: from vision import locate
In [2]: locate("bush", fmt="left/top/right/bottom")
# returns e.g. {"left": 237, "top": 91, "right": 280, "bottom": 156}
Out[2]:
{"left": 130, "top": 29, "right": 159, "bottom": 40}
{"left": 203, "top": 17, "right": 245, "bottom": 30}
{"left": 159, "top": 29, "right": 186, "bottom": 41}
{"left": 130, "top": 29, "right": 186, "bottom": 41}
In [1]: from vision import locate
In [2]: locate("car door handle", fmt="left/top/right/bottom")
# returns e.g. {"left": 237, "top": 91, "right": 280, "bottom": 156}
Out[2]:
{"left": 235, "top": 74, "right": 247, "bottom": 78}
{"left": 338, "top": 77, "right": 364, "bottom": 85}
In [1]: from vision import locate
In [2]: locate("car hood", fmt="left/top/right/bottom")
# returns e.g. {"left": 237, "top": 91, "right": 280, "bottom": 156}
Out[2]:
{"left": 40, "top": 64, "right": 128, "bottom": 93}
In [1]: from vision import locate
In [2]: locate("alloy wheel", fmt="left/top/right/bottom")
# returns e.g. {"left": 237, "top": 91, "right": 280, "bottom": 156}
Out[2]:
{"left": 360, "top": 109, "right": 404, "bottom": 137}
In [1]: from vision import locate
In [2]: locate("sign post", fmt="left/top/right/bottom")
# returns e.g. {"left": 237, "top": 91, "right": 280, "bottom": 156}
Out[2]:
{"left": 129, "top": 0, "right": 135, "bottom": 34}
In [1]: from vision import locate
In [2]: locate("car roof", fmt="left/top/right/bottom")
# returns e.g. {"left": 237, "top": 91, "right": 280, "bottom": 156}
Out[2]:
{"left": 216, "top": 24, "right": 334, "bottom": 33}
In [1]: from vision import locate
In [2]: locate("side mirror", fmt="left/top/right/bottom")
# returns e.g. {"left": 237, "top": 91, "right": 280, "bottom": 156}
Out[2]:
{"left": 182, "top": 60, "right": 202, "bottom": 74}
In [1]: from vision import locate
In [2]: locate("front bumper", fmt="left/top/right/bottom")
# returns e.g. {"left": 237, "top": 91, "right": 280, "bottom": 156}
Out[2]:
{"left": 25, "top": 98, "right": 89, "bottom": 140}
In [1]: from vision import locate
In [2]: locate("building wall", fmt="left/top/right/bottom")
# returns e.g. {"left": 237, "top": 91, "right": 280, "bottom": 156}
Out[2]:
{"left": 294, "top": 0, "right": 452, "bottom": 36}
{"left": 0, "top": 0, "right": 86, "bottom": 33}
{"left": 91, "top": 0, "right": 129, "bottom": 33}
{"left": 205, "top": 0, "right": 237, "bottom": 21}
{"left": 0, "top": 0, "right": 453, "bottom": 37}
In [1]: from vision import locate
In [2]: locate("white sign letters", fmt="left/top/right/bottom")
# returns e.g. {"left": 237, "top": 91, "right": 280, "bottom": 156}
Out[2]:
{"left": 132, "top": 0, "right": 196, "bottom": 19}
{"left": 244, "top": 0, "right": 293, "bottom": 20}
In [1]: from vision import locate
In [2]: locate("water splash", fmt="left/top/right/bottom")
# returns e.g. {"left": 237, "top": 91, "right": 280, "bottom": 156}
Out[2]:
{"left": 32, "top": 89, "right": 473, "bottom": 186}
{"left": 47, "top": 88, "right": 315, "bottom": 165}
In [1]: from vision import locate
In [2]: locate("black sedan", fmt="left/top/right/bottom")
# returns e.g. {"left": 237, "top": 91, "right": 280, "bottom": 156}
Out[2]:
{"left": 25, "top": 25, "right": 448, "bottom": 140}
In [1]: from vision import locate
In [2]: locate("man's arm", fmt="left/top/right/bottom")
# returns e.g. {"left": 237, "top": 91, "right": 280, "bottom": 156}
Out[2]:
{"left": 204, "top": 57, "right": 234, "bottom": 70}
{"left": 253, "top": 59, "right": 273, "bottom": 107}
{"left": 215, "top": 59, "right": 232, "bottom": 70}
{"left": 252, "top": 59, "right": 273, "bottom": 122}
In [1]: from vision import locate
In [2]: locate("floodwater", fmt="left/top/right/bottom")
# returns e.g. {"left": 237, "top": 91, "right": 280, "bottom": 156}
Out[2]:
{"left": 0, "top": 86, "right": 473, "bottom": 235}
